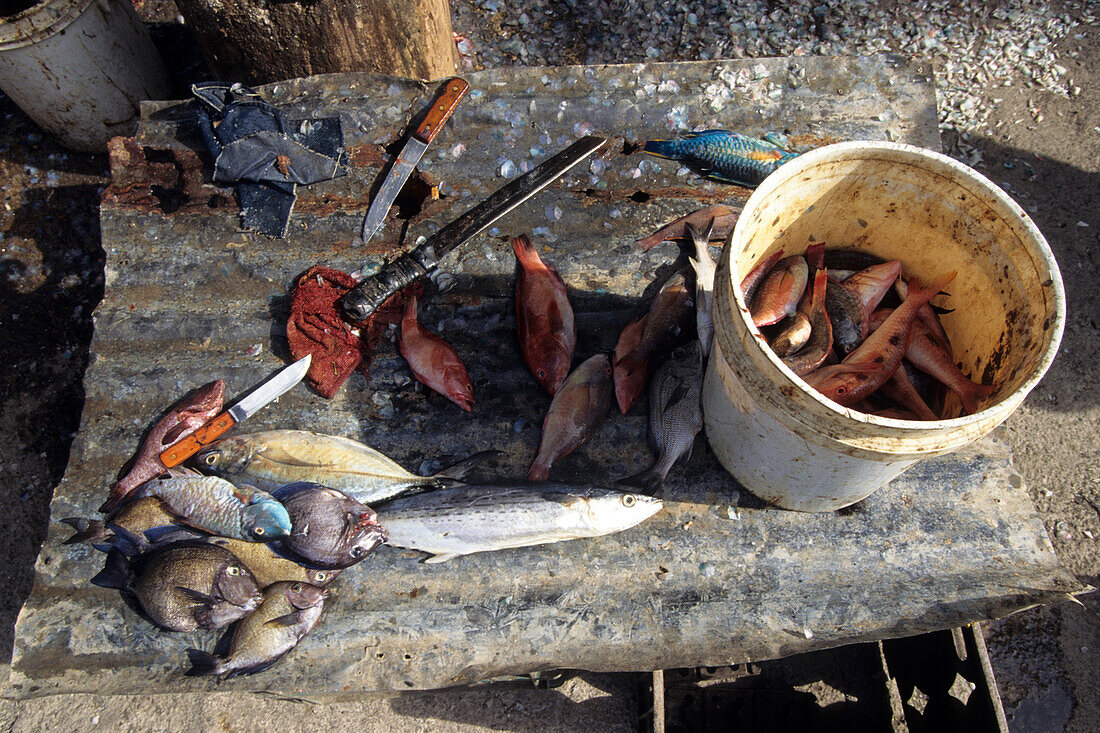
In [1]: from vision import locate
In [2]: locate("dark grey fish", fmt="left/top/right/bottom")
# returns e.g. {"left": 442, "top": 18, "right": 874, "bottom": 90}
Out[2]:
{"left": 824, "top": 278, "right": 864, "bottom": 355}
{"left": 187, "top": 581, "right": 327, "bottom": 678}
{"left": 62, "top": 497, "right": 182, "bottom": 548}
{"left": 92, "top": 540, "right": 262, "bottom": 632}
{"left": 620, "top": 340, "right": 704, "bottom": 493}
{"left": 272, "top": 483, "right": 387, "bottom": 569}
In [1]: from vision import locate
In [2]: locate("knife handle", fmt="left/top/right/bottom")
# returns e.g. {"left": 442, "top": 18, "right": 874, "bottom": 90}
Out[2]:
{"left": 414, "top": 78, "right": 469, "bottom": 144}
{"left": 159, "top": 412, "right": 237, "bottom": 468}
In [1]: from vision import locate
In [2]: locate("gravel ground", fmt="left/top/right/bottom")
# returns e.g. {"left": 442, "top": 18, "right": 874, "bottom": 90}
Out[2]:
{"left": 0, "top": 0, "right": 1097, "bottom": 729}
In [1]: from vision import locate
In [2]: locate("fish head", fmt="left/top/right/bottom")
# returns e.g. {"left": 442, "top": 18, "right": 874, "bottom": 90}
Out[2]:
{"left": 584, "top": 489, "right": 664, "bottom": 532}
{"left": 242, "top": 498, "right": 293, "bottom": 541}
{"left": 194, "top": 436, "right": 252, "bottom": 474}
{"left": 344, "top": 512, "right": 387, "bottom": 565}
{"left": 443, "top": 370, "right": 475, "bottom": 411}
{"left": 532, "top": 343, "right": 572, "bottom": 394}
{"left": 181, "top": 380, "right": 226, "bottom": 421}
{"left": 213, "top": 559, "right": 262, "bottom": 610}
{"left": 307, "top": 568, "right": 341, "bottom": 586}
{"left": 282, "top": 581, "right": 328, "bottom": 610}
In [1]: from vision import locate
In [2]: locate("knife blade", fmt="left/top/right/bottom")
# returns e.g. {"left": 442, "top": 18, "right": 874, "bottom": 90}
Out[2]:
{"left": 340, "top": 135, "right": 608, "bottom": 322}
{"left": 159, "top": 353, "right": 312, "bottom": 468}
{"left": 360, "top": 77, "right": 469, "bottom": 244}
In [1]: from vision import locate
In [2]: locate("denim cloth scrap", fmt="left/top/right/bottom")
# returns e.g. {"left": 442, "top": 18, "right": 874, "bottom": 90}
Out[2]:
{"left": 192, "top": 82, "right": 348, "bottom": 237}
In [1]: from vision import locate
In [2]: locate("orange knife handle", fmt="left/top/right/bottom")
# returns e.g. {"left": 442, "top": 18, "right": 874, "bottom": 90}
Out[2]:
{"left": 414, "top": 78, "right": 469, "bottom": 144}
{"left": 159, "top": 412, "right": 237, "bottom": 468}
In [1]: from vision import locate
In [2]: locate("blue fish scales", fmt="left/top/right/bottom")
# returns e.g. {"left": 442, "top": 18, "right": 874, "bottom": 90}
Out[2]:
{"left": 641, "top": 130, "right": 799, "bottom": 186}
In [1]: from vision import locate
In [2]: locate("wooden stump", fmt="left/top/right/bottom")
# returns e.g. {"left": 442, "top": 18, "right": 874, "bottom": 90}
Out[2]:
{"left": 174, "top": 0, "right": 459, "bottom": 84}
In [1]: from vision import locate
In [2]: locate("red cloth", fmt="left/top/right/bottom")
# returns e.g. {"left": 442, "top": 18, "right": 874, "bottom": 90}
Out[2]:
{"left": 287, "top": 265, "right": 421, "bottom": 398}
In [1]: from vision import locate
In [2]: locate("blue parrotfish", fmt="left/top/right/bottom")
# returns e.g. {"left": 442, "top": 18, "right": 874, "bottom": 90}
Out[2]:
{"left": 641, "top": 130, "right": 799, "bottom": 186}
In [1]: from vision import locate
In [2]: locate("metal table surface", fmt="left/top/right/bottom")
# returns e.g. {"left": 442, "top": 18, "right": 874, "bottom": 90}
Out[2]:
{"left": 6, "top": 57, "right": 1082, "bottom": 698}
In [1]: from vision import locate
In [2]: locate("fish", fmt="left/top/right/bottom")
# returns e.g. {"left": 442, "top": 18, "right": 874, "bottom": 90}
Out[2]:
{"left": 641, "top": 130, "right": 799, "bottom": 186}
{"left": 620, "top": 341, "right": 704, "bottom": 493}
{"left": 636, "top": 204, "right": 741, "bottom": 252}
{"left": 808, "top": 272, "right": 956, "bottom": 406}
{"left": 686, "top": 223, "right": 717, "bottom": 357}
{"left": 895, "top": 277, "right": 952, "bottom": 351}
{"left": 195, "top": 430, "right": 495, "bottom": 505}
{"left": 878, "top": 363, "right": 939, "bottom": 420}
{"left": 399, "top": 295, "right": 475, "bottom": 411}
{"left": 377, "top": 483, "right": 663, "bottom": 563}
{"left": 528, "top": 354, "right": 614, "bottom": 482}
{"left": 138, "top": 475, "right": 291, "bottom": 542}
{"left": 780, "top": 268, "right": 832, "bottom": 376}
{"left": 824, "top": 277, "right": 865, "bottom": 356}
{"left": 187, "top": 581, "right": 326, "bottom": 678}
{"left": 770, "top": 313, "right": 812, "bottom": 357}
{"left": 615, "top": 269, "right": 694, "bottom": 374}
{"left": 840, "top": 260, "right": 901, "bottom": 336}
{"left": 92, "top": 540, "right": 262, "bottom": 632}
{"left": 612, "top": 315, "right": 650, "bottom": 415}
{"left": 512, "top": 233, "right": 576, "bottom": 394}
{"left": 740, "top": 251, "right": 784, "bottom": 305}
{"left": 100, "top": 380, "right": 225, "bottom": 513}
{"left": 871, "top": 308, "right": 994, "bottom": 414}
{"left": 212, "top": 538, "right": 341, "bottom": 587}
{"left": 750, "top": 255, "right": 808, "bottom": 327}
{"left": 63, "top": 497, "right": 180, "bottom": 547}
{"left": 272, "top": 483, "right": 387, "bottom": 569}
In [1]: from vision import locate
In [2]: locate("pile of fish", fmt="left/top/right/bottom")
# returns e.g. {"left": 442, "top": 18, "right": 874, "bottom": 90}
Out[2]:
{"left": 66, "top": 387, "right": 661, "bottom": 679}
{"left": 742, "top": 244, "right": 996, "bottom": 419}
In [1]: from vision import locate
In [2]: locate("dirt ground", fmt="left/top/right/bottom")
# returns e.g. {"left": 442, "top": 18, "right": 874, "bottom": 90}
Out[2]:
{"left": 0, "top": 3, "right": 1096, "bottom": 732}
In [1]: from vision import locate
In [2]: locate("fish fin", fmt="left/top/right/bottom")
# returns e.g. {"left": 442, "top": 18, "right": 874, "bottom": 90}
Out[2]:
{"left": 223, "top": 655, "right": 287, "bottom": 678}
{"left": 176, "top": 586, "right": 216, "bottom": 607}
{"left": 161, "top": 418, "right": 188, "bottom": 445}
{"left": 185, "top": 648, "right": 223, "bottom": 677}
{"left": 660, "top": 382, "right": 692, "bottom": 415}
{"left": 61, "top": 518, "right": 109, "bottom": 545}
{"left": 270, "top": 482, "right": 322, "bottom": 502}
{"left": 105, "top": 523, "right": 148, "bottom": 555}
{"left": 433, "top": 450, "right": 503, "bottom": 483}
{"left": 143, "top": 525, "right": 204, "bottom": 546}
{"left": 264, "top": 612, "right": 302, "bottom": 628}
{"left": 98, "top": 491, "right": 126, "bottom": 515}
{"left": 617, "top": 467, "right": 664, "bottom": 495}
{"left": 424, "top": 553, "right": 461, "bottom": 564}
{"left": 90, "top": 549, "right": 130, "bottom": 590}
{"left": 641, "top": 139, "right": 677, "bottom": 159}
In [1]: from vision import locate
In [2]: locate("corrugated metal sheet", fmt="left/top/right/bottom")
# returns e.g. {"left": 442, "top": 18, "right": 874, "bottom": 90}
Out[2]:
{"left": 7, "top": 57, "right": 1081, "bottom": 698}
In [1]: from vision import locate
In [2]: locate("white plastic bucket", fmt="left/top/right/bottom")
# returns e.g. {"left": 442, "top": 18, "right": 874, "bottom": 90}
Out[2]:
{"left": 0, "top": 0, "right": 170, "bottom": 151}
{"left": 703, "top": 141, "right": 1065, "bottom": 512}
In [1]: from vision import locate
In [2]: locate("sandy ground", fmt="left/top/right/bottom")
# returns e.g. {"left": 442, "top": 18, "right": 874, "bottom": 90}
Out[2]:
{"left": 0, "top": 3, "right": 1096, "bottom": 731}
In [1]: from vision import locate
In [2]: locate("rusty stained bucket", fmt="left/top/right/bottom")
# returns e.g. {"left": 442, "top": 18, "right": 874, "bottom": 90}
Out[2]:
{"left": 703, "top": 141, "right": 1065, "bottom": 512}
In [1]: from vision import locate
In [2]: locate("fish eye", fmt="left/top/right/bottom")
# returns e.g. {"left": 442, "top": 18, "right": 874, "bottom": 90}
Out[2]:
{"left": 291, "top": 583, "right": 302, "bottom": 593}
{"left": 622, "top": 495, "right": 636, "bottom": 507}
{"left": 314, "top": 572, "right": 327, "bottom": 582}
{"left": 253, "top": 527, "right": 265, "bottom": 536}
{"left": 227, "top": 566, "right": 241, "bottom": 576}
{"left": 836, "top": 386, "right": 847, "bottom": 395}
{"left": 203, "top": 453, "right": 218, "bottom": 465}
{"left": 350, "top": 546, "right": 365, "bottom": 558}
{"left": 537, "top": 369, "right": 546, "bottom": 379}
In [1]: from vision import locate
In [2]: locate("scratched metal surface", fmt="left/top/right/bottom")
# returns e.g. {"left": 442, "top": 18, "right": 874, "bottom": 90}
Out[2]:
{"left": 7, "top": 57, "right": 1081, "bottom": 698}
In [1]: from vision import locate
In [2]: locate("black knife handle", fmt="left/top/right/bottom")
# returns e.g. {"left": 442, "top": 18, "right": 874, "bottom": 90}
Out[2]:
{"left": 340, "top": 256, "right": 428, "bottom": 322}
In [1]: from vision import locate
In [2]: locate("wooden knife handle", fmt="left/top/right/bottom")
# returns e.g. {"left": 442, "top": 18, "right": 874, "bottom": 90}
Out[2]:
{"left": 414, "top": 78, "right": 469, "bottom": 144}
{"left": 159, "top": 412, "right": 237, "bottom": 468}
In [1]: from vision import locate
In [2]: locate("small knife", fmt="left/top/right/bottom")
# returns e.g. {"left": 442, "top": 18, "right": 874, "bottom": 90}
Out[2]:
{"left": 341, "top": 135, "right": 608, "bottom": 322}
{"left": 159, "top": 353, "right": 312, "bottom": 468}
{"left": 360, "top": 77, "right": 470, "bottom": 244}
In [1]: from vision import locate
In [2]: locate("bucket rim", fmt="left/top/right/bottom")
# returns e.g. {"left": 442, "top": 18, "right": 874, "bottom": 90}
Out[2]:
{"left": 718, "top": 139, "right": 1066, "bottom": 439}
{"left": 0, "top": 0, "right": 96, "bottom": 51}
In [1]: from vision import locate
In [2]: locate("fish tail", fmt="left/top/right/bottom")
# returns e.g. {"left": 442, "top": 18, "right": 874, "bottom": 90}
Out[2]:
{"left": 98, "top": 486, "right": 128, "bottom": 514}
{"left": 956, "top": 381, "right": 997, "bottom": 414}
{"left": 90, "top": 548, "right": 130, "bottom": 590}
{"left": 617, "top": 466, "right": 665, "bottom": 495}
{"left": 61, "top": 518, "right": 110, "bottom": 545}
{"left": 907, "top": 271, "right": 957, "bottom": 304}
{"left": 185, "top": 648, "right": 223, "bottom": 677}
{"left": 511, "top": 233, "right": 541, "bottom": 270}
{"left": 641, "top": 139, "right": 680, "bottom": 160}
{"left": 433, "top": 450, "right": 503, "bottom": 484}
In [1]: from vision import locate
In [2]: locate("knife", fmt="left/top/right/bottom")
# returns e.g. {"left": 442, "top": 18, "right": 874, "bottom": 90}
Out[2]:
{"left": 341, "top": 135, "right": 608, "bottom": 322}
{"left": 158, "top": 353, "right": 312, "bottom": 468}
{"left": 360, "top": 77, "right": 470, "bottom": 244}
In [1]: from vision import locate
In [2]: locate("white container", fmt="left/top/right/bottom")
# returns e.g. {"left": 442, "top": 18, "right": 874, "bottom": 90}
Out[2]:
{"left": 0, "top": 0, "right": 170, "bottom": 151}
{"left": 703, "top": 141, "right": 1065, "bottom": 512}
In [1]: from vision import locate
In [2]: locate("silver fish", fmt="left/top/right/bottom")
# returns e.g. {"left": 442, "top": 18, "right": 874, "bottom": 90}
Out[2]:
{"left": 187, "top": 581, "right": 326, "bottom": 678}
{"left": 194, "top": 430, "right": 492, "bottom": 505}
{"left": 686, "top": 223, "right": 717, "bottom": 358}
{"left": 139, "top": 475, "right": 291, "bottom": 542}
{"left": 620, "top": 340, "right": 704, "bottom": 493}
{"left": 377, "top": 483, "right": 663, "bottom": 563}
